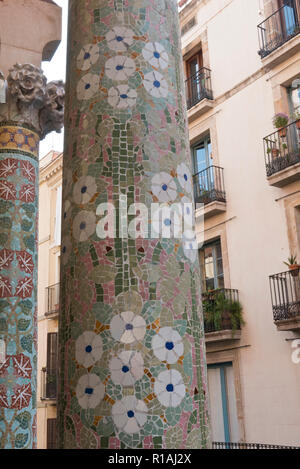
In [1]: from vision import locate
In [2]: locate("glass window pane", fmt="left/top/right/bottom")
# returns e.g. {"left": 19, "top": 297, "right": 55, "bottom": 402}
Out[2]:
{"left": 207, "top": 368, "right": 225, "bottom": 442}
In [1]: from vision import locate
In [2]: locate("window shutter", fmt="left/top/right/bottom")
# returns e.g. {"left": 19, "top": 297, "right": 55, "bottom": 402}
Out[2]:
{"left": 46, "top": 332, "right": 58, "bottom": 399}
{"left": 47, "top": 419, "right": 57, "bottom": 449}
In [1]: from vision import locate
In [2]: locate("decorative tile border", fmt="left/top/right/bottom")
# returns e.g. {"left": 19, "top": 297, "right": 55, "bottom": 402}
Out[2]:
{"left": 0, "top": 125, "right": 39, "bottom": 160}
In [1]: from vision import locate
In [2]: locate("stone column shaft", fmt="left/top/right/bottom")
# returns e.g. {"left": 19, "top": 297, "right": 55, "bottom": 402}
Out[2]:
{"left": 0, "top": 65, "right": 64, "bottom": 449}
{"left": 58, "top": 0, "right": 209, "bottom": 449}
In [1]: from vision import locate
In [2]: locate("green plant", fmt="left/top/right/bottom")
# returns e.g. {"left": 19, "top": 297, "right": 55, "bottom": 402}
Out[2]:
{"left": 273, "top": 113, "right": 289, "bottom": 129}
{"left": 202, "top": 290, "right": 245, "bottom": 335}
{"left": 284, "top": 254, "right": 298, "bottom": 267}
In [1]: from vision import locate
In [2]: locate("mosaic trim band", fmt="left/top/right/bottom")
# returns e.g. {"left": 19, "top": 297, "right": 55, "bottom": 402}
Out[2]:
{"left": 0, "top": 125, "right": 39, "bottom": 160}
{"left": 58, "top": 0, "right": 210, "bottom": 449}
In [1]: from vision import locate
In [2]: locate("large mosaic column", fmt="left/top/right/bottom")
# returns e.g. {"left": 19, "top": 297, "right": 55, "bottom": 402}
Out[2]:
{"left": 58, "top": 0, "right": 210, "bottom": 449}
{"left": 0, "top": 65, "right": 64, "bottom": 449}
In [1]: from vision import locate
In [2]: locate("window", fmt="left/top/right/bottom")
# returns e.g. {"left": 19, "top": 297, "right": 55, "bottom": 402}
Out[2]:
{"left": 192, "top": 136, "right": 212, "bottom": 176}
{"left": 288, "top": 82, "right": 300, "bottom": 115}
{"left": 47, "top": 419, "right": 57, "bottom": 449}
{"left": 278, "top": 0, "right": 299, "bottom": 37}
{"left": 46, "top": 332, "right": 58, "bottom": 399}
{"left": 207, "top": 363, "right": 240, "bottom": 443}
{"left": 199, "top": 239, "right": 224, "bottom": 292}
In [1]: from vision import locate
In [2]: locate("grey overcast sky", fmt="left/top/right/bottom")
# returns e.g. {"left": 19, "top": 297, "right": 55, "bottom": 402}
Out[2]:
{"left": 40, "top": 0, "right": 68, "bottom": 158}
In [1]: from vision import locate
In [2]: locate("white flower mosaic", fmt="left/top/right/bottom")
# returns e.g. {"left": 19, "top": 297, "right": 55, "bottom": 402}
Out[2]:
{"left": 112, "top": 396, "right": 148, "bottom": 434}
{"left": 181, "top": 196, "right": 194, "bottom": 229}
{"left": 152, "top": 327, "right": 184, "bottom": 364}
{"left": 151, "top": 172, "right": 177, "bottom": 203}
{"left": 73, "top": 176, "right": 97, "bottom": 204}
{"left": 110, "top": 311, "right": 146, "bottom": 344}
{"left": 62, "top": 200, "right": 72, "bottom": 225}
{"left": 76, "top": 373, "right": 105, "bottom": 409}
{"left": 108, "top": 85, "right": 137, "bottom": 109}
{"left": 105, "top": 26, "right": 134, "bottom": 52}
{"left": 73, "top": 210, "right": 96, "bottom": 242}
{"left": 109, "top": 351, "right": 144, "bottom": 387}
{"left": 182, "top": 230, "right": 198, "bottom": 263}
{"left": 152, "top": 203, "right": 182, "bottom": 238}
{"left": 77, "top": 44, "right": 100, "bottom": 71}
{"left": 75, "top": 331, "right": 103, "bottom": 368}
{"left": 142, "top": 42, "right": 169, "bottom": 70}
{"left": 143, "top": 71, "right": 168, "bottom": 98}
{"left": 77, "top": 73, "right": 100, "bottom": 100}
{"left": 177, "top": 163, "right": 192, "bottom": 194}
{"left": 105, "top": 56, "right": 136, "bottom": 81}
{"left": 154, "top": 369, "right": 186, "bottom": 408}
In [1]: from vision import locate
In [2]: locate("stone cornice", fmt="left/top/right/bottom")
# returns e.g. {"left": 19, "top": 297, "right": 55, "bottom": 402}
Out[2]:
{"left": 39, "top": 152, "right": 63, "bottom": 182}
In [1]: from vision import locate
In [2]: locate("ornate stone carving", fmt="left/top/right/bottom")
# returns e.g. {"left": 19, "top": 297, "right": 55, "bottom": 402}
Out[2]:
{"left": 0, "top": 64, "right": 64, "bottom": 140}
{"left": 7, "top": 63, "right": 47, "bottom": 108}
{"left": 40, "top": 80, "right": 65, "bottom": 138}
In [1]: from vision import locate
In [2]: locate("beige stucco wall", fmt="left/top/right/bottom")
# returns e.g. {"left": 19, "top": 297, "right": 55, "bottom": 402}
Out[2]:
{"left": 0, "top": 0, "right": 62, "bottom": 76}
{"left": 181, "top": 0, "right": 300, "bottom": 446}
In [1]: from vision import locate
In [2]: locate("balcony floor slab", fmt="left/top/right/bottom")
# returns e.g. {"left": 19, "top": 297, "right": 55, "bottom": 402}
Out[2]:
{"left": 267, "top": 161, "right": 300, "bottom": 187}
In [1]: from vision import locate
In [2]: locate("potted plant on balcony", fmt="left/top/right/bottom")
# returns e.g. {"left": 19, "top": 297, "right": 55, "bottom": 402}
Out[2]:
{"left": 273, "top": 113, "right": 289, "bottom": 138}
{"left": 202, "top": 290, "right": 245, "bottom": 336}
{"left": 284, "top": 255, "right": 300, "bottom": 277}
{"left": 267, "top": 146, "right": 279, "bottom": 159}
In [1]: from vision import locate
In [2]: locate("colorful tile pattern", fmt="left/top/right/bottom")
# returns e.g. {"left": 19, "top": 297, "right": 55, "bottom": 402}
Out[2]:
{"left": 58, "top": 0, "right": 209, "bottom": 449}
{"left": 0, "top": 124, "right": 38, "bottom": 449}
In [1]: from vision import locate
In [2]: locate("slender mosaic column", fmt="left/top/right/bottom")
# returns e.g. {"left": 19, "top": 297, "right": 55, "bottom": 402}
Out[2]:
{"left": 58, "top": 0, "right": 210, "bottom": 449}
{"left": 0, "top": 65, "right": 64, "bottom": 449}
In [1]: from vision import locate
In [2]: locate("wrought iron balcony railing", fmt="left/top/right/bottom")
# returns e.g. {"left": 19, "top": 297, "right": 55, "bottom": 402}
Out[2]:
{"left": 213, "top": 441, "right": 299, "bottom": 449}
{"left": 193, "top": 166, "right": 226, "bottom": 206}
{"left": 269, "top": 269, "right": 300, "bottom": 322}
{"left": 202, "top": 288, "right": 241, "bottom": 334}
{"left": 185, "top": 67, "right": 213, "bottom": 110}
{"left": 45, "top": 283, "right": 60, "bottom": 317}
{"left": 258, "top": 0, "right": 300, "bottom": 58}
{"left": 41, "top": 367, "right": 57, "bottom": 400}
{"left": 263, "top": 119, "right": 300, "bottom": 177}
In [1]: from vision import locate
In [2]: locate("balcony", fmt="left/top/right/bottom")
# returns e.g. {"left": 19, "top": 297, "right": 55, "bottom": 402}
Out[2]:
{"left": 202, "top": 289, "right": 243, "bottom": 343}
{"left": 194, "top": 166, "right": 226, "bottom": 219}
{"left": 258, "top": 0, "right": 300, "bottom": 68}
{"left": 185, "top": 67, "right": 214, "bottom": 120}
{"left": 269, "top": 269, "right": 300, "bottom": 331}
{"left": 41, "top": 367, "right": 57, "bottom": 401}
{"left": 45, "top": 283, "right": 60, "bottom": 317}
{"left": 263, "top": 120, "right": 300, "bottom": 187}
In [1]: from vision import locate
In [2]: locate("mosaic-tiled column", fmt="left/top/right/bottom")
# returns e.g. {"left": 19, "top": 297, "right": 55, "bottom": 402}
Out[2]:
{"left": 0, "top": 65, "right": 64, "bottom": 449}
{"left": 58, "top": 0, "right": 210, "bottom": 449}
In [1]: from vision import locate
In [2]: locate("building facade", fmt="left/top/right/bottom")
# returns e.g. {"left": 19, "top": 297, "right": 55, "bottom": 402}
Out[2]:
{"left": 37, "top": 150, "right": 62, "bottom": 449}
{"left": 180, "top": 0, "right": 300, "bottom": 446}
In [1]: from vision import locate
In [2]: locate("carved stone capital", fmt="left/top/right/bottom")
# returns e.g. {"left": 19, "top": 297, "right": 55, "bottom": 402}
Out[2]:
{"left": 0, "top": 64, "right": 64, "bottom": 141}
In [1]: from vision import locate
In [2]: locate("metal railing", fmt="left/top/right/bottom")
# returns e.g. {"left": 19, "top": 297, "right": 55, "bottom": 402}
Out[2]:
{"left": 213, "top": 441, "right": 299, "bottom": 449}
{"left": 202, "top": 288, "right": 241, "bottom": 334}
{"left": 264, "top": 120, "right": 300, "bottom": 177}
{"left": 269, "top": 269, "right": 300, "bottom": 322}
{"left": 258, "top": 0, "right": 300, "bottom": 58}
{"left": 45, "top": 283, "right": 60, "bottom": 317}
{"left": 185, "top": 67, "right": 213, "bottom": 110}
{"left": 41, "top": 367, "right": 57, "bottom": 400}
{"left": 193, "top": 166, "right": 226, "bottom": 206}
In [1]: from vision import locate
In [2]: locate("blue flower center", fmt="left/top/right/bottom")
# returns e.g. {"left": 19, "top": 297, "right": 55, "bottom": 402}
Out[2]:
{"left": 116, "top": 36, "right": 124, "bottom": 42}
{"left": 63, "top": 212, "right": 67, "bottom": 219}
{"left": 164, "top": 219, "right": 171, "bottom": 227}
{"left": 154, "top": 51, "right": 160, "bottom": 59}
{"left": 85, "top": 387, "right": 93, "bottom": 395}
{"left": 122, "top": 366, "right": 130, "bottom": 373}
{"left": 153, "top": 80, "right": 161, "bottom": 88}
{"left": 85, "top": 83, "right": 91, "bottom": 90}
{"left": 165, "top": 341, "right": 174, "bottom": 350}
{"left": 80, "top": 222, "right": 86, "bottom": 230}
{"left": 184, "top": 174, "right": 188, "bottom": 181}
{"left": 81, "top": 185, "right": 87, "bottom": 194}
{"left": 84, "top": 52, "right": 91, "bottom": 60}
{"left": 62, "top": 246, "right": 66, "bottom": 254}
{"left": 125, "top": 323, "right": 133, "bottom": 331}
{"left": 166, "top": 384, "right": 174, "bottom": 393}
{"left": 162, "top": 184, "right": 168, "bottom": 191}
{"left": 85, "top": 345, "right": 92, "bottom": 353}
{"left": 127, "top": 410, "right": 135, "bottom": 418}
{"left": 120, "top": 94, "right": 128, "bottom": 99}
{"left": 116, "top": 65, "right": 124, "bottom": 71}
